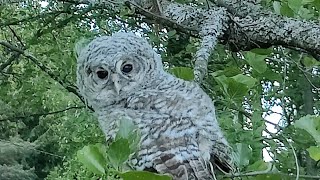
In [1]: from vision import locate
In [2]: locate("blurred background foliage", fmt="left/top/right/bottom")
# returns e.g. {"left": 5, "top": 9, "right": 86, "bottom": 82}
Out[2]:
{"left": 0, "top": 0, "right": 320, "bottom": 179}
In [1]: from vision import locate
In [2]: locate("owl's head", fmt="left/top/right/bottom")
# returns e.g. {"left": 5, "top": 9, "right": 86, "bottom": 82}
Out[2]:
{"left": 76, "top": 32, "right": 164, "bottom": 109}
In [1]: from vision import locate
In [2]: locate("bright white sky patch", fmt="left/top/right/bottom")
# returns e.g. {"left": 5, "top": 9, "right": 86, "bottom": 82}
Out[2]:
{"left": 264, "top": 105, "right": 282, "bottom": 133}
{"left": 39, "top": 1, "right": 48, "bottom": 7}
{"left": 263, "top": 105, "right": 283, "bottom": 161}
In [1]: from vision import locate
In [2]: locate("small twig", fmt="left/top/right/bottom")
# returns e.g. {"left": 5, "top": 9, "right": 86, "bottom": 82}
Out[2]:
{"left": 286, "top": 138, "right": 300, "bottom": 180}
{"left": 0, "top": 41, "right": 85, "bottom": 103}
{"left": 125, "top": 1, "right": 199, "bottom": 37}
{"left": 0, "top": 106, "right": 85, "bottom": 122}
{"left": 264, "top": 119, "right": 282, "bottom": 129}
{"left": 0, "top": 52, "right": 21, "bottom": 71}
{"left": 284, "top": 45, "right": 320, "bottom": 61}
{"left": 0, "top": 139, "right": 65, "bottom": 159}
{"left": 234, "top": 109, "right": 283, "bottom": 130}
{"left": 0, "top": 27, "right": 26, "bottom": 72}
{"left": 0, "top": 10, "right": 71, "bottom": 27}
{"left": 290, "top": 57, "right": 320, "bottom": 91}
{"left": 225, "top": 171, "right": 320, "bottom": 179}
{"left": 8, "top": 26, "right": 25, "bottom": 48}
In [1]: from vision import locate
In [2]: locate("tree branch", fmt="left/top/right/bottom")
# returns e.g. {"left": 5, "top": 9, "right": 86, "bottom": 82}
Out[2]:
{"left": 0, "top": 10, "right": 72, "bottom": 27}
{"left": 225, "top": 171, "right": 320, "bottom": 179}
{"left": 0, "top": 106, "right": 85, "bottom": 122}
{"left": 127, "top": 1, "right": 229, "bottom": 82}
{"left": 125, "top": 1, "right": 198, "bottom": 36}
{"left": 213, "top": 0, "right": 320, "bottom": 61}
{"left": 0, "top": 139, "right": 64, "bottom": 159}
{"left": 0, "top": 41, "right": 84, "bottom": 103}
{"left": 229, "top": 15, "right": 320, "bottom": 60}
{"left": 0, "top": 52, "right": 21, "bottom": 71}
{"left": 0, "top": 26, "right": 26, "bottom": 72}
{"left": 50, "top": 0, "right": 320, "bottom": 81}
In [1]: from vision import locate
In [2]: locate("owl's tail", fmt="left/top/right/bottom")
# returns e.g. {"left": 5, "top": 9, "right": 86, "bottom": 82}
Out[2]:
{"left": 210, "top": 141, "right": 236, "bottom": 174}
{"left": 153, "top": 153, "right": 218, "bottom": 180}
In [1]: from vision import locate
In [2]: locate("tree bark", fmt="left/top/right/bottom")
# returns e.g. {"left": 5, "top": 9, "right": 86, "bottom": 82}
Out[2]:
{"left": 62, "top": 0, "right": 320, "bottom": 81}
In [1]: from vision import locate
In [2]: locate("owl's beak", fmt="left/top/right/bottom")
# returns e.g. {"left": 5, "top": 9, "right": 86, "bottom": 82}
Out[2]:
{"left": 111, "top": 74, "right": 121, "bottom": 94}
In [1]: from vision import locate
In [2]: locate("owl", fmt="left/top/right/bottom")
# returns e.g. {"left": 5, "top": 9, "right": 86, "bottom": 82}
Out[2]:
{"left": 76, "top": 32, "right": 234, "bottom": 179}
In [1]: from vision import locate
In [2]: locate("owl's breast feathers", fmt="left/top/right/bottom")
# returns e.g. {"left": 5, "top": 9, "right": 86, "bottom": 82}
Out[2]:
{"left": 97, "top": 77, "right": 234, "bottom": 179}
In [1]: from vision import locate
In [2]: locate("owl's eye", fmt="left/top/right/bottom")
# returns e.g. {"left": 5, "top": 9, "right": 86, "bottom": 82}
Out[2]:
{"left": 121, "top": 64, "right": 133, "bottom": 73}
{"left": 96, "top": 70, "right": 109, "bottom": 79}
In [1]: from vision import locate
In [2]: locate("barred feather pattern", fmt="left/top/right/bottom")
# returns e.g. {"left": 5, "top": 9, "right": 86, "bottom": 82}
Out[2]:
{"left": 77, "top": 32, "right": 234, "bottom": 179}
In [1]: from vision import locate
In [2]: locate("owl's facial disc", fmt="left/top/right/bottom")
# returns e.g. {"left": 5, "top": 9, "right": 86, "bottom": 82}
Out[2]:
{"left": 77, "top": 33, "right": 164, "bottom": 109}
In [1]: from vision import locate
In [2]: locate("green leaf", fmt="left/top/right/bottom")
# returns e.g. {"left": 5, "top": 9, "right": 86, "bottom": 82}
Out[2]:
{"left": 280, "top": 3, "right": 295, "bottom": 17}
{"left": 167, "top": 30, "right": 176, "bottom": 37}
{"left": 168, "top": 67, "right": 194, "bottom": 81}
{"left": 214, "top": 75, "right": 250, "bottom": 101}
{"left": 233, "top": 143, "right": 252, "bottom": 168}
{"left": 301, "top": 56, "right": 320, "bottom": 68}
{"left": 288, "top": 0, "right": 302, "bottom": 11}
{"left": 250, "top": 48, "right": 272, "bottom": 55}
{"left": 255, "top": 69, "right": 282, "bottom": 82}
{"left": 247, "top": 160, "right": 271, "bottom": 171}
{"left": 314, "top": 0, "right": 320, "bottom": 10}
{"left": 302, "top": 0, "right": 314, "bottom": 4}
{"left": 120, "top": 171, "right": 172, "bottom": 180}
{"left": 77, "top": 144, "right": 107, "bottom": 175}
{"left": 273, "top": 1, "right": 282, "bottom": 14}
{"left": 231, "top": 74, "right": 257, "bottom": 89}
{"left": 307, "top": 146, "right": 320, "bottom": 161}
{"left": 245, "top": 52, "right": 268, "bottom": 74}
{"left": 298, "top": 7, "right": 313, "bottom": 19}
{"left": 214, "top": 75, "right": 229, "bottom": 94}
{"left": 211, "top": 66, "right": 242, "bottom": 77}
{"left": 295, "top": 115, "right": 320, "bottom": 145}
{"left": 116, "top": 118, "right": 141, "bottom": 154}
{"left": 107, "top": 138, "right": 131, "bottom": 168}
{"left": 116, "top": 118, "right": 136, "bottom": 139}
{"left": 227, "top": 78, "right": 249, "bottom": 100}
{"left": 127, "top": 130, "right": 141, "bottom": 154}
{"left": 255, "top": 174, "right": 282, "bottom": 180}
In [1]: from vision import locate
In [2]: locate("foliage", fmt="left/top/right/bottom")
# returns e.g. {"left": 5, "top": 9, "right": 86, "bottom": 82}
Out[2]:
{"left": 0, "top": 137, "right": 38, "bottom": 179}
{"left": 76, "top": 120, "right": 171, "bottom": 179}
{"left": 0, "top": 0, "right": 319, "bottom": 179}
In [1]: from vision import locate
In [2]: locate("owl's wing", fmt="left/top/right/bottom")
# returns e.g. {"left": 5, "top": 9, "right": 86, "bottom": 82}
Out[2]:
{"left": 150, "top": 140, "right": 235, "bottom": 180}
{"left": 210, "top": 142, "right": 235, "bottom": 173}
{"left": 132, "top": 112, "right": 233, "bottom": 180}
{"left": 153, "top": 153, "right": 213, "bottom": 180}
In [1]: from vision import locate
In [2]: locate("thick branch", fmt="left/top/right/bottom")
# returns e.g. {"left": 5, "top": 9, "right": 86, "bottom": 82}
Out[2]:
{"left": 61, "top": 0, "right": 320, "bottom": 80}
{"left": 213, "top": 0, "right": 320, "bottom": 60}
{"left": 66, "top": 0, "right": 228, "bottom": 82}
{"left": 128, "top": 0, "right": 229, "bottom": 82}
{"left": 214, "top": 0, "right": 263, "bottom": 17}
{"left": 228, "top": 15, "right": 320, "bottom": 59}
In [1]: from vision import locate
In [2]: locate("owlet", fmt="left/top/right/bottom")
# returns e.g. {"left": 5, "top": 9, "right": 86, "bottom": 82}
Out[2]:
{"left": 77, "top": 32, "right": 234, "bottom": 179}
